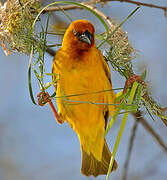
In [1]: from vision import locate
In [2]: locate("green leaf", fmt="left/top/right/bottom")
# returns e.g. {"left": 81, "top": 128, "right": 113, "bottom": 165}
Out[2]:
{"left": 98, "top": 6, "right": 140, "bottom": 48}
{"left": 105, "top": 107, "right": 122, "bottom": 136}
{"left": 135, "top": 83, "right": 143, "bottom": 106}
{"left": 28, "top": 46, "right": 37, "bottom": 105}
{"left": 114, "top": 90, "right": 130, "bottom": 103}
{"left": 106, "top": 81, "right": 139, "bottom": 180}
{"left": 31, "top": 1, "right": 110, "bottom": 34}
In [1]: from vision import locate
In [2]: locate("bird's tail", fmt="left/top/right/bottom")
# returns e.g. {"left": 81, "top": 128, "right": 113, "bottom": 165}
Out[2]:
{"left": 81, "top": 139, "right": 117, "bottom": 177}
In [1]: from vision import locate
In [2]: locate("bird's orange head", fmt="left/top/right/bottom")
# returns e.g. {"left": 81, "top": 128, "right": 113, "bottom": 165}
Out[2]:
{"left": 62, "top": 19, "right": 95, "bottom": 53}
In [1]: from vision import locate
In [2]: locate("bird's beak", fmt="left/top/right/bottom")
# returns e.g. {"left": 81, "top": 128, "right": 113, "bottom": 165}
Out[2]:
{"left": 78, "top": 30, "right": 93, "bottom": 45}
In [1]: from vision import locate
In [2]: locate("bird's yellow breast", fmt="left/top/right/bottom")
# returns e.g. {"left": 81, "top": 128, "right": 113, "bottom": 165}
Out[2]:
{"left": 53, "top": 47, "right": 108, "bottom": 124}
{"left": 52, "top": 46, "right": 115, "bottom": 160}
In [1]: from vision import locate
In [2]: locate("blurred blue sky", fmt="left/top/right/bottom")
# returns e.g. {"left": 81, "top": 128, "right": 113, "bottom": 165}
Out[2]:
{"left": 0, "top": 1, "right": 167, "bottom": 180}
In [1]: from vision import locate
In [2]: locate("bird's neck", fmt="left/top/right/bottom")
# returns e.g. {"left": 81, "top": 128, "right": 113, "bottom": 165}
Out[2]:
{"left": 62, "top": 44, "right": 94, "bottom": 59}
{"left": 58, "top": 45, "right": 97, "bottom": 70}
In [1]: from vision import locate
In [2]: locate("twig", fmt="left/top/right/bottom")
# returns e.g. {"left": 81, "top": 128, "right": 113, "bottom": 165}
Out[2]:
{"left": 42, "top": 0, "right": 167, "bottom": 17}
{"left": 161, "top": 118, "right": 167, "bottom": 126}
{"left": 99, "top": 0, "right": 167, "bottom": 16}
{"left": 42, "top": 4, "right": 82, "bottom": 12}
{"left": 86, "top": 3, "right": 114, "bottom": 28}
{"left": 109, "top": 0, "right": 167, "bottom": 16}
{"left": 122, "top": 119, "right": 139, "bottom": 180}
{"left": 160, "top": 107, "right": 167, "bottom": 126}
{"left": 133, "top": 111, "right": 167, "bottom": 153}
{"left": 122, "top": 110, "right": 167, "bottom": 180}
{"left": 42, "top": 3, "right": 116, "bottom": 29}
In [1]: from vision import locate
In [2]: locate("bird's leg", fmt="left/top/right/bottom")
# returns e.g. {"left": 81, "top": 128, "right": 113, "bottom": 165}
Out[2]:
{"left": 123, "top": 74, "right": 146, "bottom": 94}
{"left": 37, "top": 92, "right": 63, "bottom": 124}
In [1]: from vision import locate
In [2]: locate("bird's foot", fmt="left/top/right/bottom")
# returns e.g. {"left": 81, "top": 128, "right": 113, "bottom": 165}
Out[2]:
{"left": 37, "top": 92, "right": 51, "bottom": 106}
{"left": 37, "top": 91, "right": 63, "bottom": 124}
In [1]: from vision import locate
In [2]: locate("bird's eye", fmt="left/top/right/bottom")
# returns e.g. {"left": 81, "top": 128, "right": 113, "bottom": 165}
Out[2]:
{"left": 73, "top": 29, "right": 78, "bottom": 36}
{"left": 73, "top": 29, "right": 81, "bottom": 37}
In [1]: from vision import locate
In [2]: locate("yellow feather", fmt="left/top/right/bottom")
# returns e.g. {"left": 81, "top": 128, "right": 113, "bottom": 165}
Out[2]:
{"left": 52, "top": 19, "right": 117, "bottom": 176}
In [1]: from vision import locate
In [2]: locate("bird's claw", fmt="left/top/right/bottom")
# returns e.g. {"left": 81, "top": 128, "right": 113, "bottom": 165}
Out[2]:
{"left": 37, "top": 92, "right": 51, "bottom": 106}
{"left": 37, "top": 91, "right": 63, "bottom": 124}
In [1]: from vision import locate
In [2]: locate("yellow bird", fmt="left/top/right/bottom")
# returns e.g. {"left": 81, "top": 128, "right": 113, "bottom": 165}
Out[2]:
{"left": 52, "top": 19, "right": 117, "bottom": 177}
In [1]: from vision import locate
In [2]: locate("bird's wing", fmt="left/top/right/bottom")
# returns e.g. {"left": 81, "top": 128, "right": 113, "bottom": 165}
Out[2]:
{"left": 52, "top": 51, "right": 61, "bottom": 93}
{"left": 102, "top": 56, "right": 112, "bottom": 84}
{"left": 101, "top": 55, "right": 114, "bottom": 128}
{"left": 52, "top": 62, "right": 57, "bottom": 92}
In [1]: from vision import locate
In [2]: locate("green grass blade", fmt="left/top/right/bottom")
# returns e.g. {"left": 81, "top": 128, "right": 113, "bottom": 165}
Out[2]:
{"left": 28, "top": 46, "right": 37, "bottom": 105}
{"left": 27, "top": 1, "right": 113, "bottom": 105}
{"left": 106, "top": 81, "right": 139, "bottom": 180}
{"left": 105, "top": 107, "right": 122, "bottom": 136}
{"left": 135, "top": 83, "right": 143, "bottom": 106}
{"left": 114, "top": 90, "right": 130, "bottom": 103}
{"left": 31, "top": 1, "right": 110, "bottom": 34}
{"left": 51, "top": 92, "right": 56, "bottom": 98}
{"left": 58, "top": 5, "right": 73, "bottom": 22}
{"left": 98, "top": 6, "right": 140, "bottom": 48}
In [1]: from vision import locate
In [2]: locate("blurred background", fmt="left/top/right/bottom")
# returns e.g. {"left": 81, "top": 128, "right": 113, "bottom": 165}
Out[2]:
{"left": 0, "top": 0, "right": 167, "bottom": 180}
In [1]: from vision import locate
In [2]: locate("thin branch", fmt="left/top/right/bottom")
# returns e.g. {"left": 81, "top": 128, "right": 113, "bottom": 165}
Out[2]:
{"left": 86, "top": 3, "right": 114, "bottom": 28}
{"left": 160, "top": 107, "right": 167, "bottom": 126}
{"left": 133, "top": 111, "right": 167, "bottom": 153}
{"left": 99, "top": 0, "right": 167, "bottom": 16}
{"left": 42, "top": 4, "right": 82, "bottom": 12}
{"left": 42, "top": 3, "right": 114, "bottom": 29}
{"left": 122, "top": 119, "right": 139, "bottom": 180}
{"left": 122, "top": 111, "right": 167, "bottom": 180}
{"left": 42, "top": 0, "right": 167, "bottom": 17}
{"left": 161, "top": 118, "right": 167, "bottom": 126}
{"left": 109, "top": 0, "right": 167, "bottom": 16}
